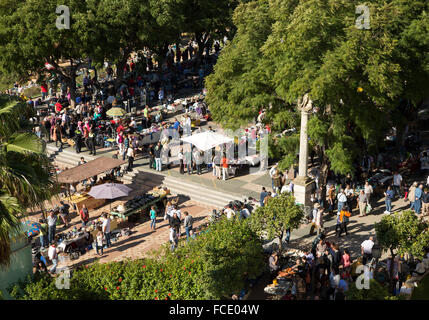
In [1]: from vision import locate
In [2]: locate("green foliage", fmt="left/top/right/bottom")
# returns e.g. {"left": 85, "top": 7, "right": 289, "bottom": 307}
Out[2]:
{"left": 0, "top": 96, "right": 57, "bottom": 266}
{"left": 249, "top": 192, "right": 304, "bottom": 251}
{"left": 206, "top": 0, "right": 429, "bottom": 179}
{"left": 11, "top": 218, "right": 264, "bottom": 300}
{"left": 346, "top": 280, "right": 391, "bottom": 300}
{"left": 375, "top": 210, "right": 429, "bottom": 259}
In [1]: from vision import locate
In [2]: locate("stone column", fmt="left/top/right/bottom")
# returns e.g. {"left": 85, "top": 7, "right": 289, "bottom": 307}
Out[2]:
{"left": 293, "top": 94, "right": 314, "bottom": 207}
{"left": 298, "top": 109, "right": 309, "bottom": 178}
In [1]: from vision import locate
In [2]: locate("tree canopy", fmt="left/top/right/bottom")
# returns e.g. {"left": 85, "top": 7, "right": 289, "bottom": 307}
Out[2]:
{"left": 249, "top": 192, "right": 304, "bottom": 251}
{"left": 205, "top": 0, "right": 429, "bottom": 180}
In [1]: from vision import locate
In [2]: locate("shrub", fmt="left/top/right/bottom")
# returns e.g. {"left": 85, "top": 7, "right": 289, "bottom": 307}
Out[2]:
{"left": 10, "top": 218, "right": 264, "bottom": 300}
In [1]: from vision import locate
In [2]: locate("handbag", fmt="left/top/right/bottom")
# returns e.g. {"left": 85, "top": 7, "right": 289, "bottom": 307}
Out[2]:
{"left": 366, "top": 204, "right": 372, "bottom": 214}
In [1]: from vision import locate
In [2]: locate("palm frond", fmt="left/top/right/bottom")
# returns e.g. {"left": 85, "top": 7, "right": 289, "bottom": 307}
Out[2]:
{"left": 0, "top": 194, "right": 22, "bottom": 267}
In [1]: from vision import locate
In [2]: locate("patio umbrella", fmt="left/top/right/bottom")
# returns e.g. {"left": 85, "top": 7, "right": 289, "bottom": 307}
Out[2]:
{"left": 88, "top": 183, "right": 132, "bottom": 199}
{"left": 180, "top": 131, "right": 234, "bottom": 151}
{"left": 107, "top": 107, "right": 126, "bottom": 117}
{"left": 88, "top": 183, "right": 133, "bottom": 211}
{"left": 22, "top": 221, "right": 41, "bottom": 237}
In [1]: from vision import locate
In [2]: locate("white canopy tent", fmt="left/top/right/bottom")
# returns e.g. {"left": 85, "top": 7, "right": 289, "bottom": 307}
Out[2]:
{"left": 180, "top": 131, "right": 233, "bottom": 151}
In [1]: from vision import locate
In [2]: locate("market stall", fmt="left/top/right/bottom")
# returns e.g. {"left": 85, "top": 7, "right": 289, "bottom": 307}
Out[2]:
{"left": 57, "top": 157, "right": 127, "bottom": 211}
{"left": 110, "top": 187, "right": 170, "bottom": 222}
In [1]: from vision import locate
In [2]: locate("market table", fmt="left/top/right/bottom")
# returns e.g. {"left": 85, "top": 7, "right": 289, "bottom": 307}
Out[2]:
{"left": 69, "top": 193, "right": 106, "bottom": 212}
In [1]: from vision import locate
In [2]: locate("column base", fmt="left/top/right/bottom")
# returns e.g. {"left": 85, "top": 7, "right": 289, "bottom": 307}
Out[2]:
{"left": 293, "top": 176, "right": 314, "bottom": 207}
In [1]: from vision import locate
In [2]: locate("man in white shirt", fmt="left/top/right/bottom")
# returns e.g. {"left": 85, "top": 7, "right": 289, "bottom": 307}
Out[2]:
{"left": 361, "top": 236, "right": 375, "bottom": 265}
{"left": 48, "top": 242, "right": 58, "bottom": 274}
{"left": 102, "top": 213, "right": 111, "bottom": 249}
{"left": 224, "top": 204, "right": 236, "bottom": 219}
{"left": 393, "top": 171, "right": 402, "bottom": 198}
{"left": 337, "top": 189, "right": 347, "bottom": 213}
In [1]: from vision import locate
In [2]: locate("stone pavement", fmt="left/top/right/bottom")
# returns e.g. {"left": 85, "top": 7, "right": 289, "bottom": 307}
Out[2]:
{"left": 49, "top": 199, "right": 214, "bottom": 270}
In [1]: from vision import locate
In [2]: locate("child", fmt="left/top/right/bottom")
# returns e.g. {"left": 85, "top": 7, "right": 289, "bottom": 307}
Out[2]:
{"left": 150, "top": 206, "right": 157, "bottom": 230}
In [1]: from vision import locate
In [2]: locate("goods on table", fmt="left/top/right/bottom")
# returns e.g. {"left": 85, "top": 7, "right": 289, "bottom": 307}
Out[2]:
{"left": 69, "top": 193, "right": 106, "bottom": 211}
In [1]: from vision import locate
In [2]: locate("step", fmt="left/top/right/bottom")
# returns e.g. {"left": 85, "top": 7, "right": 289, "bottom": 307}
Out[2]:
{"left": 162, "top": 175, "right": 247, "bottom": 201}
{"left": 166, "top": 186, "right": 225, "bottom": 208}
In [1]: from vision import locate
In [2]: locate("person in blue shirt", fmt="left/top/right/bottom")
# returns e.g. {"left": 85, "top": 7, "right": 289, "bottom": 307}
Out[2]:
{"left": 414, "top": 184, "right": 423, "bottom": 214}
{"left": 384, "top": 185, "right": 395, "bottom": 214}
{"left": 260, "top": 187, "right": 268, "bottom": 207}
{"left": 173, "top": 118, "right": 180, "bottom": 131}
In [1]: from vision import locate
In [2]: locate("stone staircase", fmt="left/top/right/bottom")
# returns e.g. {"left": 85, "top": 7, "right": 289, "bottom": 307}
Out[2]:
{"left": 160, "top": 175, "right": 248, "bottom": 209}
{"left": 46, "top": 144, "right": 137, "bottom": 183}
{"left": 46, "top": 143, "right": 249, "bottom": 208}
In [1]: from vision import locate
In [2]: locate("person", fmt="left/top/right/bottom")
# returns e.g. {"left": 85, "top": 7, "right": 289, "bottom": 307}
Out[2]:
{"left": 148, "top": 144, "right": 155, "bottom": 170}
{"left": 422, "top": 188, "right": 429, "bottom": 216}
{"left": 269, "top": 164, "right": 278, "bottom": 190}
{"left": 88, "top": 128, "right": 96, "bottom": 155}
{"left": 361, "top": 236, "right": 375, "bottom": 265}
{"left": 415, "top": 184, "right": 423, "bottom": 214}
{"left": 178, "top": 148, "right": 184, "bottom": 174}
{"left": 150, "top": 206, "right": 157, "bottom": 231}
{"left": 269, "top": 252, "right": 279, "bottom": 282}
{"left": 221, "top": 153, "right": 229, "bottom": 181}
{"left": 80, "top": 205, "right": 90, "bottom": 227}
{"left": 337, "top": 189, "right": 347, "bottom": 213}
{"left": 240, "top": 203, "right": 251, "bottom": 219}
{"left": 272, "top": 170, "right": 282, "bottom": 193}
{"left": 193, "top": 148, "right": 203, "bottom": 175}
{"left": 184, "top": 147, "right": 193, "bottom": 175}
{"left": 154, "top": 142, "right": 162, "bottom": 171}
{"left": 344, "top": 184, "right": 354, "bottom": 210}
{"left": 260, "top": 187, "right": 268, "bottom": 207}
{"left": 39, "top": 219, "right": 48, "bottom": 248}
{"left": 47, "top": 210, "right": 57, "bottom": 244}
{"left": 183, "top": 211, "right": 193, "bottom": 242}
{"left": 48, "top": 241, "right": 58, "bottom": 274}
{"left": 224, "top": 204, "right": 236, "bottom": 220}
{"left": 168, "top": 212, "right": 181, "bottom": 238}
{"left": 408, "top": 182, "right": 418, "bottom": 211}
{"left": 327, "top": 185, "right": 335, "bottom": 214}
{"left": 384, "top": 186, "right": 394, "bottom": 214}
{"left": 310, "top": 205, "right": 324, "bottom": 235}
{"left": 95, "top": 227, "right": 104, "bottom": 256}
{"left": 164, "top": 201, "right": 174, "bottom": 218}
{"left": 341, "top": 249, "right": 352, "bottom": 272}
{"left": 102, "top": 213, "right": 111, "bottom": 249}
{"left": 169, "top": 227, "right": 178, "bottom": 251}
{"left": 358, "top": 190, "right": 368, "bottom": 217}
{"left": 392, "top": 171, "right": 402, "bottom": 198}
{"left": 337, "top": 206, "right": 351, "bottom": 237}
{"left": 127, "top": 146, "right": 135, "bottom": 171}
{"left": 364, "top": 181, "right": 373, "bottom": 205}
{"left": 264, "top": 191, "right": 272, "bottom": 206}
{"left": 58, "top": 201, "right": 70, "bottom": 227}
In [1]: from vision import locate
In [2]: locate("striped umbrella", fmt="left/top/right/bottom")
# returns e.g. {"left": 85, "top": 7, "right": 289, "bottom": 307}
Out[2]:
{"left": 107, "top": 107, "right": 126, "bottom": 117}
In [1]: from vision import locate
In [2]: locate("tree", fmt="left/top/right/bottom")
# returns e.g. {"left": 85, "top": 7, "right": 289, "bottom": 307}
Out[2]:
{"left": 8, "top": 217, "right": 264, "bottom": 300}
{"left": 0, "top": 0, "right": 96, "bottom": 107}
{"left": 375, "top": 210, "right": 429, "bottom": 294}
{"left": 178, "top": 0, "right": 243, "bottom": 62}
{"left": 0, "top": 96, "right": 57, "bottom": 266}
{"left": 205, "top": 0, "right": 429, "bottom": 195}
{"left": 249, "top": 192, "right": 304, "bottom": 252}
